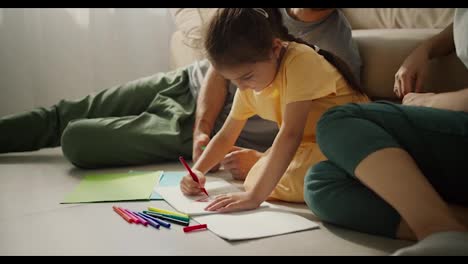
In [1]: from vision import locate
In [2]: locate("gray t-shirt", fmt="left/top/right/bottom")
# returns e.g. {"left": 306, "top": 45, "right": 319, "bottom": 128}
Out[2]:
{"left": 187, "top": 9, "right": 362, "bottom": 152}
{"left": 280, "top": 8, "right": 362, "bottom": 83}
{"left": 454, "top": 8, "right": 468, "bottom": 69}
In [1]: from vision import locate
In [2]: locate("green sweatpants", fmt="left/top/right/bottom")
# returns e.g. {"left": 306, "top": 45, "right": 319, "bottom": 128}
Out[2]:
{"left": 0, "top": 65, "right": 196, "bottom": 168}
{"left": 304, "top": 101, "right": 468, "bottom": 238}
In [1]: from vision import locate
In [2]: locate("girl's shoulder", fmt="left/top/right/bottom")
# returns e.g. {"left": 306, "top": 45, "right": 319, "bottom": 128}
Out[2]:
{"left": 283, "top": 42, "right": 322, "bottom": 67}
{"left": 287, "top": 41, "right": 313, "bottom": 52}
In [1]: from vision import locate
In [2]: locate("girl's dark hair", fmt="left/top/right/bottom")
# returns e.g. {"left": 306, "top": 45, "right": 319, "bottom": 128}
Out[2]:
{"left": 204, "top": 8, "right": 363, "bottom": 94}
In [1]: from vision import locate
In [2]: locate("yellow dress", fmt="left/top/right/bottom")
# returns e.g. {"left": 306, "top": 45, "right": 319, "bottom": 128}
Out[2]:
{"left": 229, "top": 42, "right": 370, "bottom": 202}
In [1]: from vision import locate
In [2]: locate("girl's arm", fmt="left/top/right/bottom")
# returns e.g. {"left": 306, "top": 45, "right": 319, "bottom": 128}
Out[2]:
{"left": 180, "top": 115, "right": 246, "bottom": 196}
{"left": 205, "top": 100, "right": 313, "bottom": 212}
{"left": 194, "top": 116, "right": 246, "bottom": 174}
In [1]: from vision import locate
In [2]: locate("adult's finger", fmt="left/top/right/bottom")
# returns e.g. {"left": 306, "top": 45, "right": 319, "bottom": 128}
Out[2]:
{"left": 414, "top": 75, "right": 424, "bottom": 93}
{"left": 400, "top": 72, "right": 414, "bottom": 96}
{"left": 394, "top": 74, "right": 402, "bottom": 98}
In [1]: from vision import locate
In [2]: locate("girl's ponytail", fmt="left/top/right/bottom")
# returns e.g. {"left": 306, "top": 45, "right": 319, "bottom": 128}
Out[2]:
{"left": 266, "top": 8, "right": 363, "bottom": 94}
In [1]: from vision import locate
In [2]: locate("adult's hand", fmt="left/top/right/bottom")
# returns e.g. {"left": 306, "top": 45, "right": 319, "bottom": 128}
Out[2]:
{"left": 394, "top": 46, "right": 430, "bottom": 98}
{"left": 221, "top": 146, "right": 262, "bottom": 181}
{"left": 192, "top": 131, "right": 220, "bottom": 172}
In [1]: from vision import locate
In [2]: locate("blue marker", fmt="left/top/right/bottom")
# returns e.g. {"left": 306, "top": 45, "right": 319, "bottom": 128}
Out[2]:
{"left": 142, "top": 212, "right": 171, "bottom": 228}
{"left": 136, "top": 212, "right": 160, "bottom": 229}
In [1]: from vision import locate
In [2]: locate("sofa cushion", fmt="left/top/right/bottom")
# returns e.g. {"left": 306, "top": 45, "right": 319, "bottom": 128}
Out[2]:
{"left": 169, "top": 8, "right": 216, "bottom": 49}
{"left": 170, "top": 8, "right": 455, "bottom": 34}
{"left": 355, "top": 28, "right": 468, "bottom": 99}
{"left": 168, "top": 8, "right": 468, "bottom": 100}
{"left": 170, "top": 30, "right": 206, "bottom": 69}
{"left": 342, "top": 8, "right": 454, "bottom": 29}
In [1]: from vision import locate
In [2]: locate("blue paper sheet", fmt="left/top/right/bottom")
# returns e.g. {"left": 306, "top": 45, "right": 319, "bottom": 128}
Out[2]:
{"left": 150, "top": 171, "right": 186, "bottom": 200}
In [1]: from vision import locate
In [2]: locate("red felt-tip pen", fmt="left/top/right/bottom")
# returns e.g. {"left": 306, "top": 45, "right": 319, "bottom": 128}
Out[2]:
{"left": 113, "top": 206, "right": 133, "bottom": 223}
{"left": 179, "top": 156, "right": 209, "bottom": 197}
{"left": 183, "top": 224, "right": 208, "bottom": 233}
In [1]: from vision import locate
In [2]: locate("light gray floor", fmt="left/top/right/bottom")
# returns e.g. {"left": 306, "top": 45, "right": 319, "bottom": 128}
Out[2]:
{"left": 0, "top": 148, "right": 413, "bottom": 255}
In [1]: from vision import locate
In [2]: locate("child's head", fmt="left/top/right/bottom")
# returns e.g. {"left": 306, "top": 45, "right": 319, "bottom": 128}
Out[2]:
{"left": 204, "top": 8, "right": 363, "bottom": 94}
{"left": 204, "top": 8, "right": 286, "bottom": 91}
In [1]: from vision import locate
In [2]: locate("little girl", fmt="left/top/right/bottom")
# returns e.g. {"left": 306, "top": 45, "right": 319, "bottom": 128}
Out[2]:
{"left": 180, "top": 8, "right": 369, "bottom": 212}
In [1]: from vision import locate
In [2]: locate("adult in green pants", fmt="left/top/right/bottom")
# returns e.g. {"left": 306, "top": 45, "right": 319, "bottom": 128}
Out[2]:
{"left": 0, "top": 8, "right": 361, "bottom": 172}
{"left": 304, "top": 9, "right": 468, "bottom": 255}
{"left": 0, "top": 60, "right": 274, "bottom": 168}
{"left": 0, "top": 63, "right": 197, "bottom": 168}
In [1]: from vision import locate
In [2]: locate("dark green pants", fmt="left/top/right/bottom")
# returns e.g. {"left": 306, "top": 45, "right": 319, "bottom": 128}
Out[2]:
{"left": 0, "top": 66, "right": 196, "bottom": 168}
{"left": 305, "top": 101, "right": 468, "bottom": 238}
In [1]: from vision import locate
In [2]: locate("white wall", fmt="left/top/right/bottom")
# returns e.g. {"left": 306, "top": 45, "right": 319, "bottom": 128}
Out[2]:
{"left": 0, "top": 8, "right": 175, "bottom": 117}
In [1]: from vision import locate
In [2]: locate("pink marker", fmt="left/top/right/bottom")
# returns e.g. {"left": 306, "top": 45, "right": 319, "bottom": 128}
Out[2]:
{"left": 128, "top": 210, "right": 149, "bottom": 226}
{"left": 121, "top": 208, "right": 141, "bottom": 224}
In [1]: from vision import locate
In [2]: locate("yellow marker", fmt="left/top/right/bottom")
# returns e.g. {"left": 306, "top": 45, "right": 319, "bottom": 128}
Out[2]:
{"left": 148, "top": 206, "right": 189, "bottom": 218}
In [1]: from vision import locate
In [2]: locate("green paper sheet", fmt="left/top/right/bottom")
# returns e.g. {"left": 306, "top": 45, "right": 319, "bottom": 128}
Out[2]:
{"left": 62, "top": 171, "right": 162, "bottom": 204}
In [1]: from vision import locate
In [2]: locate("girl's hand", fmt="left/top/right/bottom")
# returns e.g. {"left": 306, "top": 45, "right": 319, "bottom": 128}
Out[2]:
{"left": 204, "top": 191, "right": 262, "bottom": 213}
{"left": 180, "top": 169, "right": 206, "bottom": 196}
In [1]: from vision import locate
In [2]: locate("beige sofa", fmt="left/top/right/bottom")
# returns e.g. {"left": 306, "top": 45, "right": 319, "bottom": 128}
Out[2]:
{"left": 169, "top": 8, "right": 468, "bottom": 100}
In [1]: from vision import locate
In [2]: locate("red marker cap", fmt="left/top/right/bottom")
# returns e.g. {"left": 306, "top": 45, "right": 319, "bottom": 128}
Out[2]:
{"left": 183, "top": 224, "right": 208, "bottom": 233}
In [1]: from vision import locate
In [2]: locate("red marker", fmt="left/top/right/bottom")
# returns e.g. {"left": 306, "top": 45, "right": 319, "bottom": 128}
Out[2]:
{"left": 183, "top": 224, "right": 208, "bottom": 233}
{"left": 113, "top": 206, "right": 133, "bottom": 223}
{"left": 179, "top": 156, "right": 209, "bottom": 197}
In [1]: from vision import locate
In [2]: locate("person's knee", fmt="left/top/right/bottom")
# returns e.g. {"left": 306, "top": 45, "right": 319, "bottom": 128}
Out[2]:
{"left": 304, "top": 161, "right": 349, "bottom": 222}
{"left": 306, "top": 161, "right": 401, "bottom": 238}
{"left": 61, "top": 120, "right": 99, "bottom": 168}
{"left": 317, "top": 103, "right": 361, "bottom": 140}
{"left": 316, "top": 103, "right": 363, "bottom": 156}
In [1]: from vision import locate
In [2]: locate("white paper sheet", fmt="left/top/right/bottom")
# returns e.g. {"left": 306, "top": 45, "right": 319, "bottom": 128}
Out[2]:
{"left": 156, "top": 179, "right": 320, "bottom": 240}
{"left": 155, "top": 179, "right": 241, "bottom": 216}
{"left": 193, "top": 207, "right": 320, "bottom": 241}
